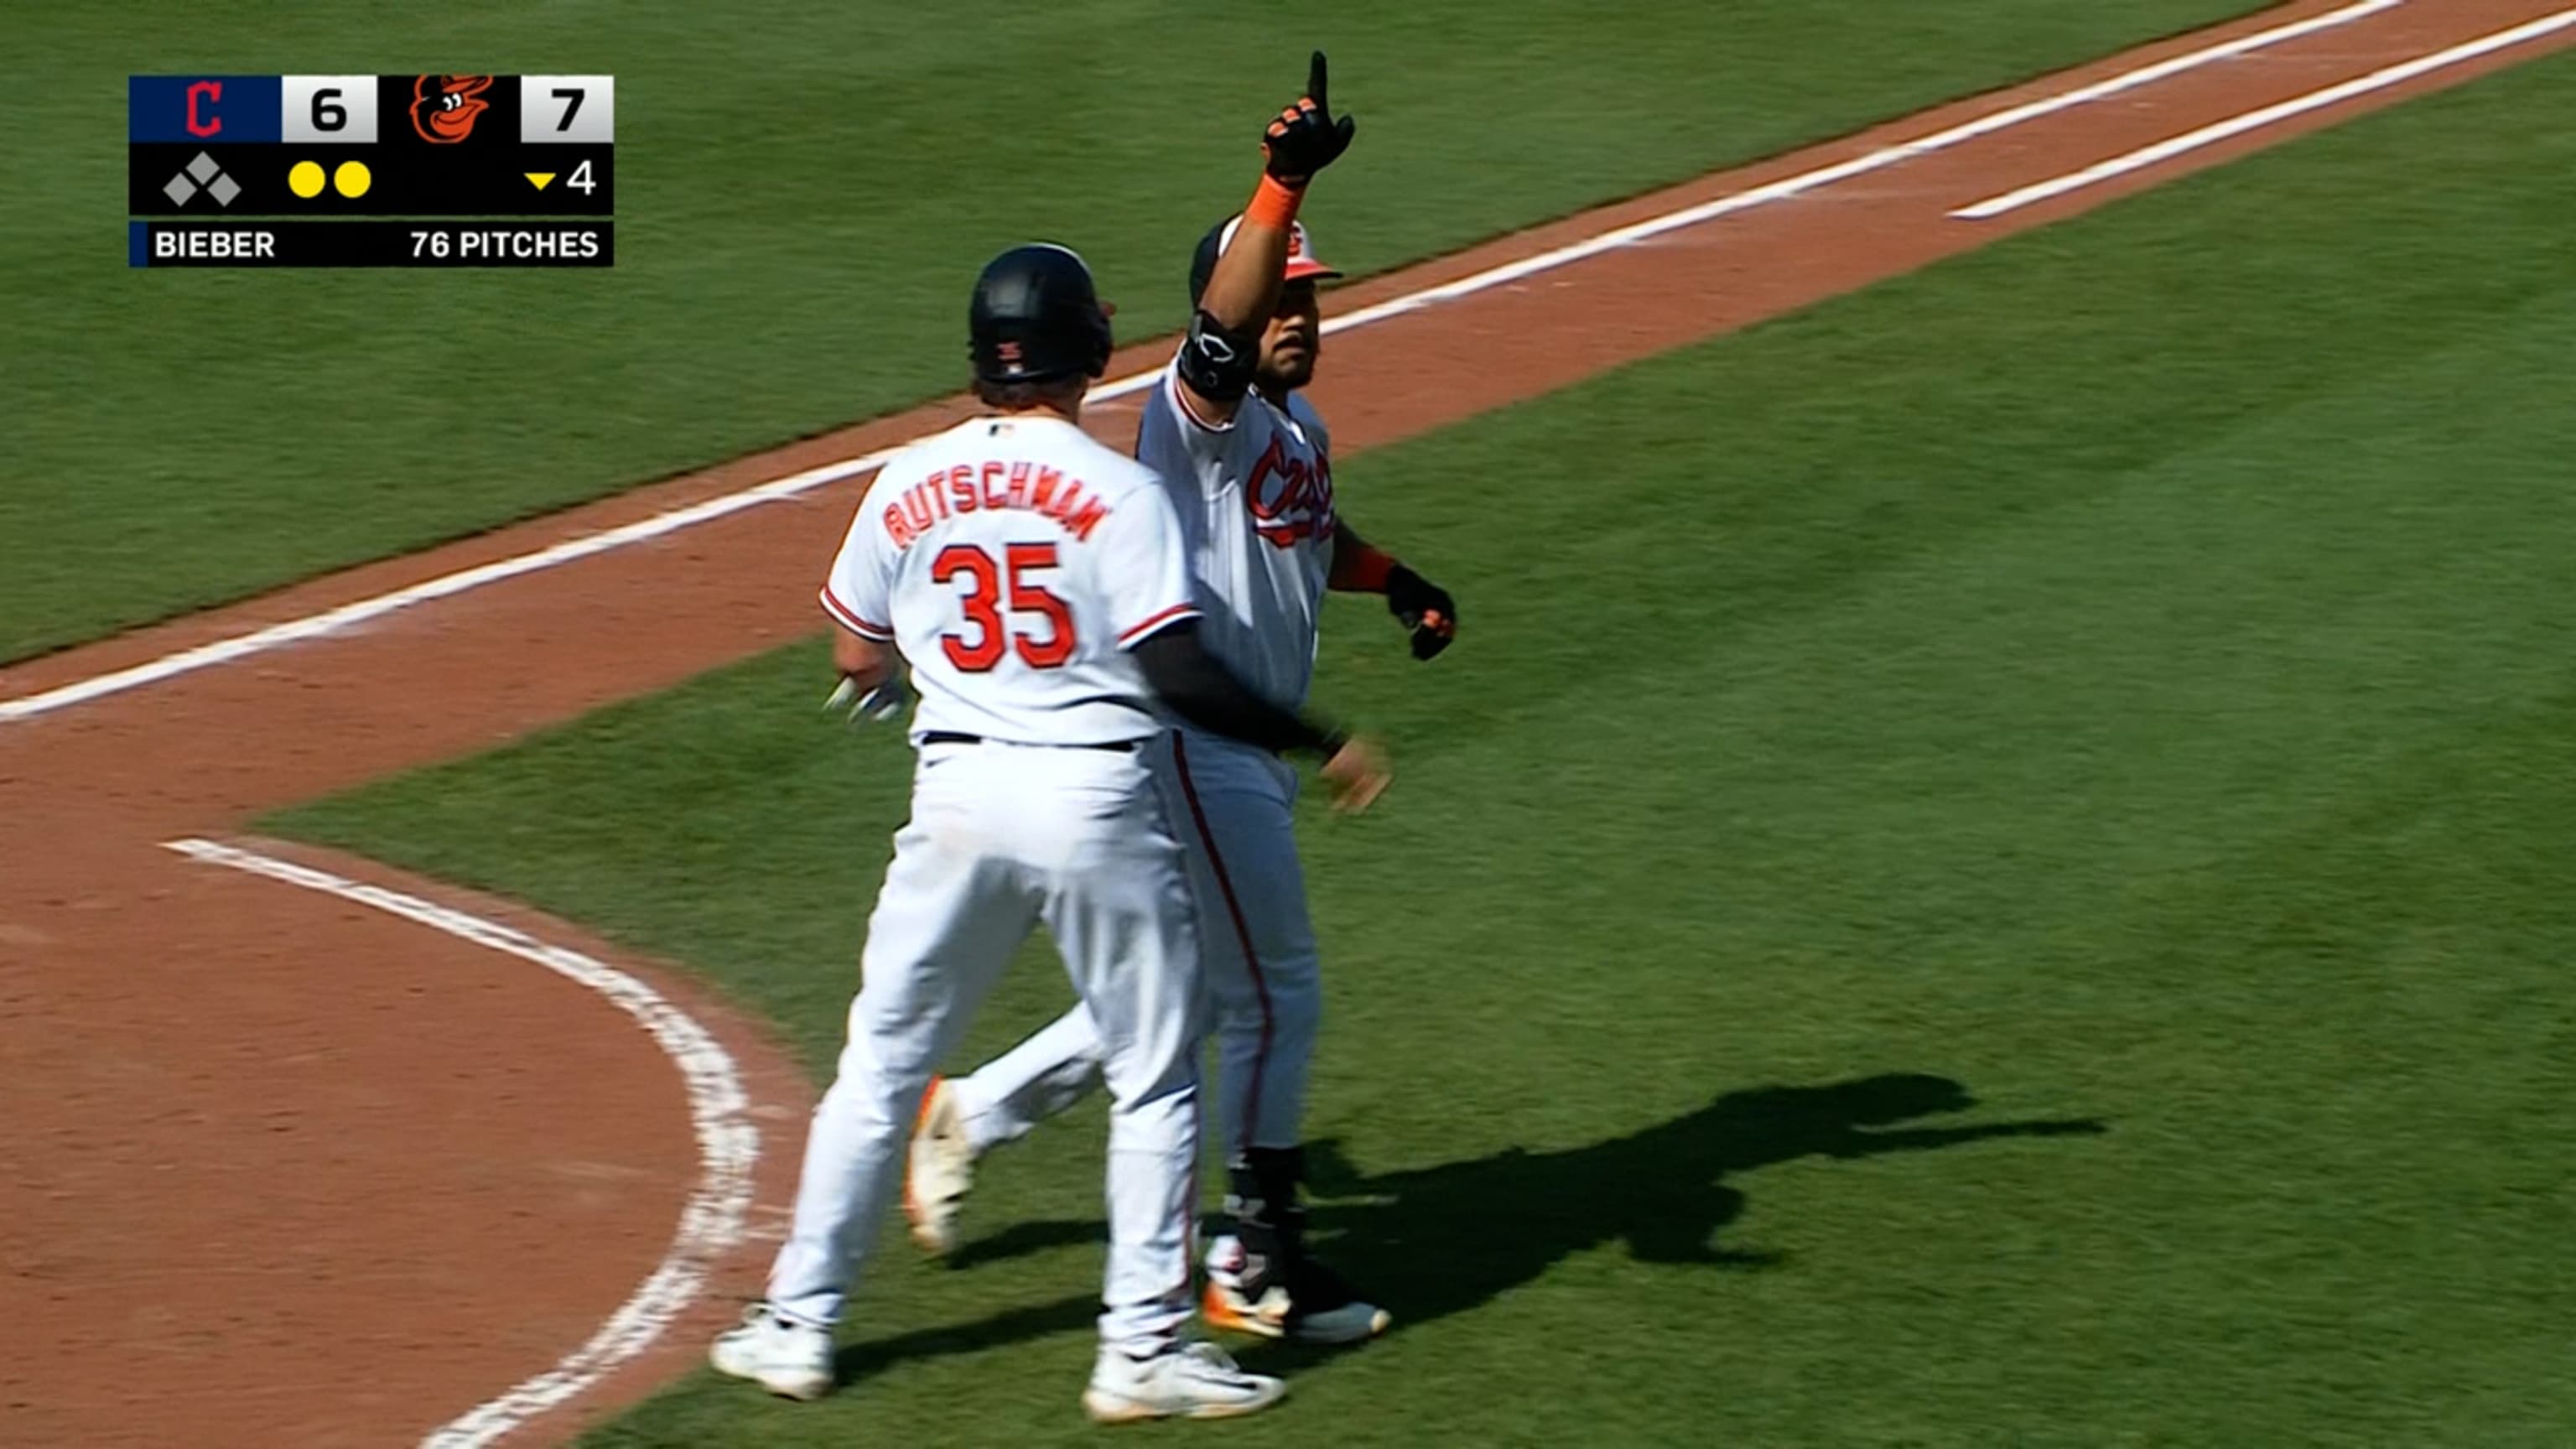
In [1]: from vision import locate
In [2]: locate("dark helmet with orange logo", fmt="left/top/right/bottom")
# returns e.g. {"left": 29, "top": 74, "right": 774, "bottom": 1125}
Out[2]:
{"left": 969, "top": 243, "right": 1114, "bottom": 387}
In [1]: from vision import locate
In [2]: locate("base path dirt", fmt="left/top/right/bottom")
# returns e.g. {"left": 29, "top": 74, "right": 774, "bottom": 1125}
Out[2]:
{"left": 2, "top": 3, "right": 2564, "bottom": 1444}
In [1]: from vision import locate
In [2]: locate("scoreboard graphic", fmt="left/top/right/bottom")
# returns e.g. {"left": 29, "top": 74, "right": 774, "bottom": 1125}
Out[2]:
{"left": 127, "top": 74, "right": 615, "bottom": 267}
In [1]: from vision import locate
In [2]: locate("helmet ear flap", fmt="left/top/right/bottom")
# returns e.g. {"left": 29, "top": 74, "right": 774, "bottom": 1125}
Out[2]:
{"left": 1087, "top": 307, "right": 1114, "bottom": 378}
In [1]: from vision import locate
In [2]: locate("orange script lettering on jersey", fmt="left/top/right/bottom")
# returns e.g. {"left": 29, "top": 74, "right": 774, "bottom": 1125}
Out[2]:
{"left": 1246, "top": 436, "right": 1334, "bottom": 548}
{"left": 885, "top": 462, "right": 1110, "bottom": 550}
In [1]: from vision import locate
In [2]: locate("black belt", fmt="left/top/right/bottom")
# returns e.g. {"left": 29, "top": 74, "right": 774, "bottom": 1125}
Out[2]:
{"left": 920, "top": 730, "right": 1140, "bottom": 754}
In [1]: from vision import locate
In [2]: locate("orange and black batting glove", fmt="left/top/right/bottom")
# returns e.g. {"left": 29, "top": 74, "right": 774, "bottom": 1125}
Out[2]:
{"left": 1262, "top": 51, "right": 1357, "bottom": 190}
{"left": 1386, "top": 564, "right": 1457, "bottom": 661}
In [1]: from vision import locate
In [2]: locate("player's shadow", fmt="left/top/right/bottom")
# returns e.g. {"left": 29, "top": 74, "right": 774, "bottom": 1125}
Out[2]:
{"left": 831, "top": 1291, "right": 1099, "bottom": 1384}
{"left": 1241, "top": 1072, "right": 2105, "bottom": 1364}
{"left": 943, "top": 1215, "right": 1109, "bottom": 1271}
{"left": 924, "top": 1072, "right": 2101, "bottom": 1372}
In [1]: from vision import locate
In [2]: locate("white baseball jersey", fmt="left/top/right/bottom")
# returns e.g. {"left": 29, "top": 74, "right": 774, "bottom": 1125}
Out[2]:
{"left": 1137, "top": 361, "right": 1337, "bottom": 712}
{"left": 821, "top": 414, "right": 1201, "bottom": 745}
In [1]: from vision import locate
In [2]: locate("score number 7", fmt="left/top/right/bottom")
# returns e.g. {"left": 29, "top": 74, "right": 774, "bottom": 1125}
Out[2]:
{"left": 932, "top": 543, "right": 1076, "bottom": 671}
{"left": 550, "top": 87, "right": 600, "bottom": 195}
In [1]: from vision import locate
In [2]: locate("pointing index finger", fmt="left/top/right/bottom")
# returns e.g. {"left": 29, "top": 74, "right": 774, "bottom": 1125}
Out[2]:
{"left": 1307, "top": 50, "right": 1328, "bottom": 113}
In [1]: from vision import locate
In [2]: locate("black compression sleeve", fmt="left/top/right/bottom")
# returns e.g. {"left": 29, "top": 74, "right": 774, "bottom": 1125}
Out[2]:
{"left": 1133, "top": 623, "right": 1340, "bottom": 758}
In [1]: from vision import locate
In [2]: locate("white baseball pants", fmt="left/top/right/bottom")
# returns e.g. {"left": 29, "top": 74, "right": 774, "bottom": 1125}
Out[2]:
{"left": 766, "top": 738, "right": 1202, "bottom": 1353}
{"left": 951, "top": 728, "right": 1321, "bottom": 1163}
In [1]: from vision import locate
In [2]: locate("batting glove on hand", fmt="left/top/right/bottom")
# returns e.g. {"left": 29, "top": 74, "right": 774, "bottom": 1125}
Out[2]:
{"left": 826, "top": 673, "right": 911, "bottom": 726}
{"left": 1385, "top": 565, "right": 1457, "bottom": 660}
{"left": 1264, "top": 52, "right": 1357, "bottom": 186}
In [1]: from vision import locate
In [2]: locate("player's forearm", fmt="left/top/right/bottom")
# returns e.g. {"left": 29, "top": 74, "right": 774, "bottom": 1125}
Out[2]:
{"left": 1134, "top": 624, "right": 1342, "bottom": 759}
{"left": 1203, "top": 55, "right": 1349, "bottom": 335}
{"left": 1329, "top": 525, "right": 1459, "bottom": 658}
{"left": 833, "top": 630, "right": 894, "bottom": 690}
{"left": 1197, "top": 195, "right": 1294, "bottom": 336}
{"left": 1329, "top": 526, "right": 1434, "bottom": 609}
{"left": 1328, "top": 523, "right": 1395, "bottom": 591}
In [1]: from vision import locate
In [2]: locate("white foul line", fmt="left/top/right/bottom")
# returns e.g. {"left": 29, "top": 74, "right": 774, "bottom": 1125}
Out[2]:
{"left": 1317, "top": 0, "right": 2402, "bottom": 334}
{"left": 0, "top": 0, "right": 2402, "bottom": 726}
{"left": 1954, "top": 6, "right": 2576, "bottom": 218}
{"left": 163, "top": 838, "right": 762, "bottom": 1449}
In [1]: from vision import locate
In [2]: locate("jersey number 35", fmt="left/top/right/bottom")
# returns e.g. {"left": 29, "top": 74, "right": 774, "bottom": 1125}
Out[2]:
{"left": 932, "top": 543, "right": 1075, "bottom": 672}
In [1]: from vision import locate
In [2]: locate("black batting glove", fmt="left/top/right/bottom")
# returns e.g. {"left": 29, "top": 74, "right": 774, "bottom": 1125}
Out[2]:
{"left": 1263, "top": 52, "right": 1357, "bottom": 186}
{"left": 1386, "top": 564, "right": 1457, "bottom": 660}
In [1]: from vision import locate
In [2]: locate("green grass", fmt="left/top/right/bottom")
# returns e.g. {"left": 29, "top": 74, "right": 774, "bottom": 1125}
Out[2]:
{"left": 0, "top": 0, "right": 2266, "bottom": 662}
{"left": 271, "top": 49, "right": 2576, "bottom": 1449}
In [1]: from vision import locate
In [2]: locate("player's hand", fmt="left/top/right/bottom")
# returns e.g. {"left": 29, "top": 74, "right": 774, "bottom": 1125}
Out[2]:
{"left": 1319, "top": 733, "right": 1391, "bottom": 814}
{"left": 1386, "top": 565, "right": 1457, "bottom": 660}
{"left": 1264, "top": 52, "right": 1357, "bottom": 186}
{"left": 826, "top": 673, "right": 910, "bottom": 726}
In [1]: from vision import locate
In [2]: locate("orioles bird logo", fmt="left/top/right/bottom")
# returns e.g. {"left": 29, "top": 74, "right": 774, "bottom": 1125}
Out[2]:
{"left": 410, "top": 75, "right": 492, "bottom": 143}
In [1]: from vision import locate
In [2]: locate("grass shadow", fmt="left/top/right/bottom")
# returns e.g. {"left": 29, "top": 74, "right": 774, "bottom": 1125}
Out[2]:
{"left": 1275, "top": 1072, "right": 2106, "bottom": 1358}
{"left": 862, "top": 1072, "right": 2102, "bottom": 1378}
{"left": 942, "top": 1217, "right": 1104, "bottom": 1271}
{"left": 833, "top": 1292, "right": 1100, "bottom": 1384}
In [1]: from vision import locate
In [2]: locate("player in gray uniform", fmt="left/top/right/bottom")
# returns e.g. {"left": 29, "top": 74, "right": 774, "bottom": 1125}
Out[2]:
{"left": 903, "top": 54, "right": 1460, "bottom": 1347}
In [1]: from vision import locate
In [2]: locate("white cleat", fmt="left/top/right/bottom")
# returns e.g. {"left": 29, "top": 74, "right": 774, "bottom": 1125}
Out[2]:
{"left": 903, "top": 1076, "right": 976, "bottom": 1254}
{"left": 709, "top": 1302, "right": 835, "bottom": 1401}
{"left": 1082, "top": 1341, "right": 1286, "bottom": 1424}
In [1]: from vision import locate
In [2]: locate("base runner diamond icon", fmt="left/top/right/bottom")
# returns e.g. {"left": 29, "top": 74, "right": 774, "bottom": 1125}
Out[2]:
{"left": 164, "top": 152, "right": 241, "bottom": 208}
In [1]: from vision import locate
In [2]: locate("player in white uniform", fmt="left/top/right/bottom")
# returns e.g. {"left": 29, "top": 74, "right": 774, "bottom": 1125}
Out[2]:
{"left": 903, "top": 55, "right": 1461, "bottom": 1346}
{"left": 709, "top": 242, "right": 1388, "bottom": 1423}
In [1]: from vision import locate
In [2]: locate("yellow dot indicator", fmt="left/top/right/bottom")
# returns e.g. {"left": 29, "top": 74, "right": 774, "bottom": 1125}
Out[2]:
{"left": 334, "top": 160, "right": 372, "bottom": 199}
{"left": 288, "top": 160, "right": 326, "bottom": 199}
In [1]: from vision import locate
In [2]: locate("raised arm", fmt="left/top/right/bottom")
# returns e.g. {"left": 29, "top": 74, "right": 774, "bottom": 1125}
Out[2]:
{"left": 1174, "top": 52, "right": 1356, "bottom": 425}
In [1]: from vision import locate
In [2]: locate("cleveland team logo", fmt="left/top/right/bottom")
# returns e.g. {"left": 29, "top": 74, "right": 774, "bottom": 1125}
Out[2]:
{"left": 410, "top": 75, "right": 492, "bottom": 143}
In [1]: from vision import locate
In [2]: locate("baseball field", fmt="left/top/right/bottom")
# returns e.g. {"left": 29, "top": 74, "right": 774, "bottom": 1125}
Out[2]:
{"left": 9, "top": 2, "right": 2576, "bottom": 1446}
{"left": 10, "top": 0, "right": 2257, "bottom": 664}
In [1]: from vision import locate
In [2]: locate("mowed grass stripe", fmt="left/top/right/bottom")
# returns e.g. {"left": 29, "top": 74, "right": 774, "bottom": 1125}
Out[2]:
{"left": 3, "top": 0, "right": 2264, "bottom": 662}
{"left": 275, "top": 50, "right": 2576, "bottom": 1449}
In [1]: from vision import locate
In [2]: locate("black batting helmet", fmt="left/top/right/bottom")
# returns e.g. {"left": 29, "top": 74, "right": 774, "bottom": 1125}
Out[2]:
{"left": 969, "top": 243, "right": 1114, "bottom": 386}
